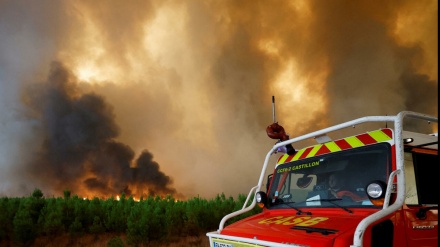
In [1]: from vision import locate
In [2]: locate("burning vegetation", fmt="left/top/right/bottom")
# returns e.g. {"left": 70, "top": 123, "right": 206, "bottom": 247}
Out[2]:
{"left": 0, "top": 1, "right": 437, "bottom": 199}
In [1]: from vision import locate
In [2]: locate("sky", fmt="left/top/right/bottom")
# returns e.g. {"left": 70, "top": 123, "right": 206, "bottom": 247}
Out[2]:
{"left": 0, "top": 0, "right": 438, "bottom": 200}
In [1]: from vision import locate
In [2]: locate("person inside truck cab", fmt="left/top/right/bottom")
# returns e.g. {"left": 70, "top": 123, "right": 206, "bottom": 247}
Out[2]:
{"left": 328, "top": 173, "right": 344, "bottom": 197}
{"left": 328, "top": 173, "right": 367, "bottom": 201}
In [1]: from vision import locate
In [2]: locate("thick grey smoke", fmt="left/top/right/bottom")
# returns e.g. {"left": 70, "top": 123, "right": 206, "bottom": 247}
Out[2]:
{"left": 22, "top": 61, "right": 177, "bottom": 198}
{"left": 0, "top": 0, "right": 437, "bottom": 199}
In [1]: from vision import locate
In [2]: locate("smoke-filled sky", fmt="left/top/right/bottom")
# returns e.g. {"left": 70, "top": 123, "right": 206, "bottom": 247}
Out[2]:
{"left": 0, "top": 0, "right": 437, "bottom": 199}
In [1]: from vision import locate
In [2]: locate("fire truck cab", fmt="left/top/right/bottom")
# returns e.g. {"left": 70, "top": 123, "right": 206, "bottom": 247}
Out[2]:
{"left": 207, "top": 111, "right": 438, "bottom": 247}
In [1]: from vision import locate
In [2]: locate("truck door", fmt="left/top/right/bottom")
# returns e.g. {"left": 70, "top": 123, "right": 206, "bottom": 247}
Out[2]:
{"left": 403, "top": 150, "right": 438, "bottom": 247}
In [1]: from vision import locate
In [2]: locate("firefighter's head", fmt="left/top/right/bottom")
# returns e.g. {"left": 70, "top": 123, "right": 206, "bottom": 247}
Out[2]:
{"left": 328, "top": 173, "right": 345, "bottom": 191}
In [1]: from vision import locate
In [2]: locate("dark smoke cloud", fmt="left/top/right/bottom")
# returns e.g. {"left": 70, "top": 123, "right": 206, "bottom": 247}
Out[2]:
{"left": 0, "top": 0, "right": 437, "bottom": 199}
{"left": 23, "top": 61, "right": 176, "bottom": 198}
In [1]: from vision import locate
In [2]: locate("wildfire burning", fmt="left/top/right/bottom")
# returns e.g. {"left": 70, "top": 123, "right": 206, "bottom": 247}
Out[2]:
{"left": 21, "top": 62, "right": 179, "bottom": 199}
{"left": 0, "top": 1, "right": 437, "bottom": 199}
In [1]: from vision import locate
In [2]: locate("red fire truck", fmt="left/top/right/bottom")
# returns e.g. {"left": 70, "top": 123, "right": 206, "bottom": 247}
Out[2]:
{"left": 207, "top": 110, "right": 438, "bottom": 247}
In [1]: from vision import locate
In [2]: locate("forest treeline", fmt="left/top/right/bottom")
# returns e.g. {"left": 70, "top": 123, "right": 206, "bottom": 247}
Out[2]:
{"left": 0, "top": 189, "right": 261, "bottom": 246}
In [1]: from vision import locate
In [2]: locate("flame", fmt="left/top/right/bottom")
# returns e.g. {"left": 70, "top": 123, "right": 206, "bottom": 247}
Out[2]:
{"left": 0, "top": 0, "right": 436, "bottom": 200}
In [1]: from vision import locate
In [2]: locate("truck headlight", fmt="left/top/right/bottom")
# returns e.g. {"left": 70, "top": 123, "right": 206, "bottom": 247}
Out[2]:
{"left": 255, "top": 191, "right": 267, "bottom": 208}
{"left": 366, "top": 180, "right": 387, "bottom": 206}
{"left": 367, "top": 183, "right": 383, "bottom": 198}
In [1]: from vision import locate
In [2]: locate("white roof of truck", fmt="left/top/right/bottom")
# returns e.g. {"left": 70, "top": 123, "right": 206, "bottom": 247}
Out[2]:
{"left": 402, "top": 130, "right": 438, "bottom": 150}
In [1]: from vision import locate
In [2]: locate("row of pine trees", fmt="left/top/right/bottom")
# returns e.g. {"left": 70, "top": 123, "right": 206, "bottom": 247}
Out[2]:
{"left": 0, "top": 189, "right": 261, "bottom": 246}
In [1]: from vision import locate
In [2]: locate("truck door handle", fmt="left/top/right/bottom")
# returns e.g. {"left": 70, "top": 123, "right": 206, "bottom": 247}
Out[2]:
{"left": 415, "top": 206, "right": 438, "bottom": 220}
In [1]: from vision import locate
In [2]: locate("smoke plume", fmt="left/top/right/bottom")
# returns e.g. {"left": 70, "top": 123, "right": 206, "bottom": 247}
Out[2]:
{"left": 22, "top": 61, "right": 177, "bottom": 198}
{"left": 0, "top": 0, "right": 437, "bottom": 199}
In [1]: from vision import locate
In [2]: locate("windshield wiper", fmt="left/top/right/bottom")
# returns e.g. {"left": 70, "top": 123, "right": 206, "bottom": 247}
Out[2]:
{"left": 307, "top": 198, "right": 353, "bottom": 214}
{"left": 277, "top": 201, "right": 312, "bottom": 215}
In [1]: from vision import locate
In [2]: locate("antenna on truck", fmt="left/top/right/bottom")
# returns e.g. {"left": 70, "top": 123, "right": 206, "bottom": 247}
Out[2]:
{"left": 267, "top": 96, "right": 296, "bottom": 155}
{"left": 272, "top": 95, "right": 276, "bottom": 123}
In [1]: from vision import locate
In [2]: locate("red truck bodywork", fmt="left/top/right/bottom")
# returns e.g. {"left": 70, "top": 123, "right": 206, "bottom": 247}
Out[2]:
{"left": 207, "top": 111, "right": 438, "bottom": 247}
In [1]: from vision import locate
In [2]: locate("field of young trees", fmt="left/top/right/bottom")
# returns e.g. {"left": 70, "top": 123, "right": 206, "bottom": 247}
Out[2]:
{"left": 0, "top": 189, "right": 261, "bottom": 246}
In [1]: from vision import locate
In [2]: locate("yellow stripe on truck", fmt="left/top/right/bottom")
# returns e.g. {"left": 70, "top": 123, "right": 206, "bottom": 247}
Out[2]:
{"left": 276, "top": 128, "right": 394, "bottom": 165}
{"left": 344, "top": 136, "right": 364, "bottom": 147}
{"left": 369, "top": 129, "right": 393, "bottom": 142}
{"left": 325, "top": 141, "right": 342, "bottom": 152}
{"left": 306, "top": 144, "right": 323, "bottom": 158}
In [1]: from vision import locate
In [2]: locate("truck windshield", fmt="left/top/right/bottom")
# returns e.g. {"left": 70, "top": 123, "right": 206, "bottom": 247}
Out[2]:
{"left": 267, "top": 143, "right": 392, "bottom": 209}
